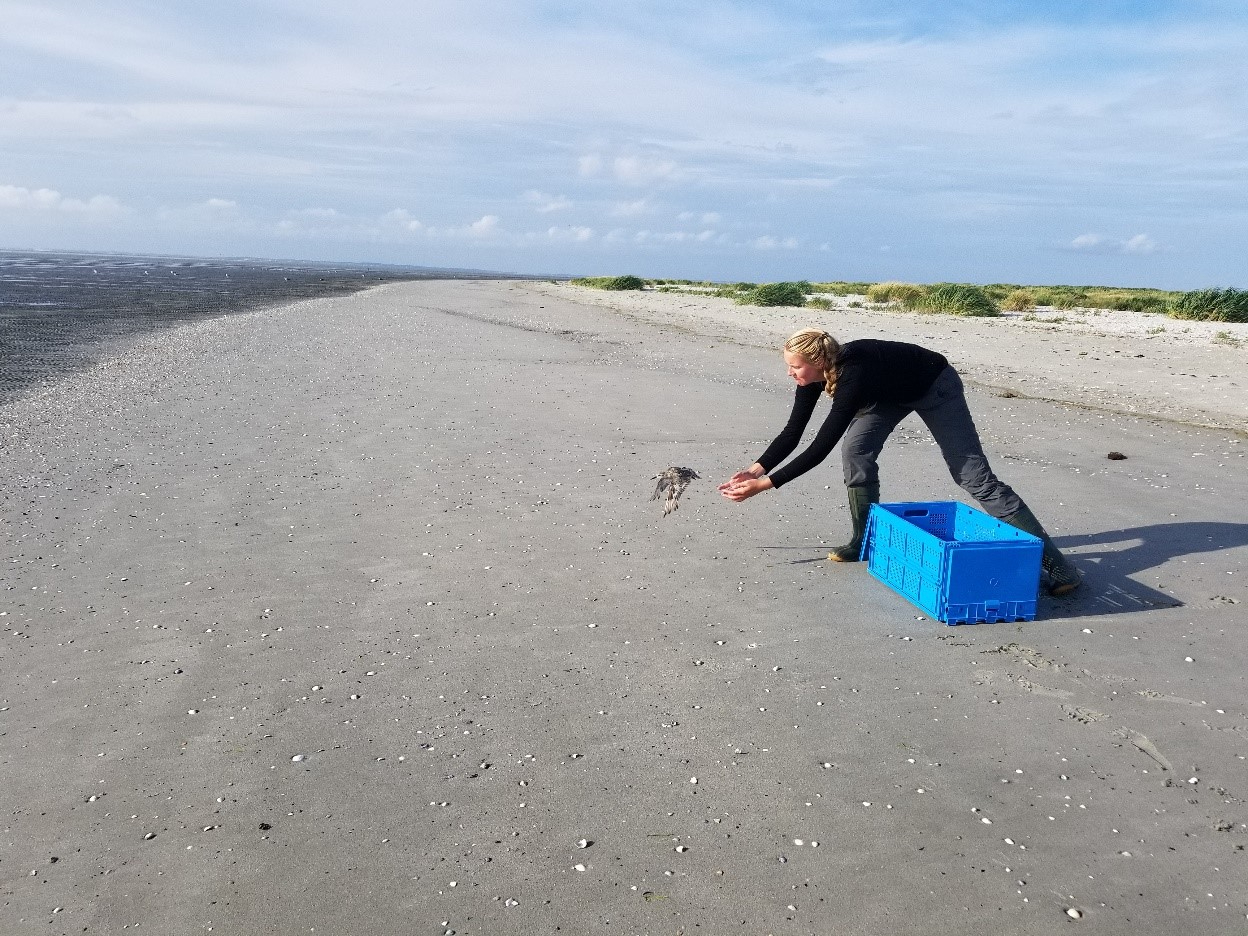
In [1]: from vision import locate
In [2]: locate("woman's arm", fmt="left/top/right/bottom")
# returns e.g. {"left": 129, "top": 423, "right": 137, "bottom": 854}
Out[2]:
{"left": 759, "top": 364, "right": 867, "bottom": 490}
{"left": 754, "top": 382, "right": 822, "bottom": 472}
{"left": 765, "top": 396, "right": 857, "bottom": 488}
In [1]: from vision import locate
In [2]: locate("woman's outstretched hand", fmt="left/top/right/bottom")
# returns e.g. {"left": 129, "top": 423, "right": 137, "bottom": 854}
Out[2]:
{"left": 718, "top": 472, "right": 774, "bottom": 502}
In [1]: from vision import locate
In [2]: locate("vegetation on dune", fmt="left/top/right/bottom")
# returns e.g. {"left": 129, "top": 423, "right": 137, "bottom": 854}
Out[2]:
{"left": 1169, "top": 287, "right": 1248, "bottom": 323}
{"left": 709, "top": 282, "right": 757, "bottom": 299}
{"left": 570, "top": 275, "right": 1248, "bottom": 329}
{"left": 914, "top": 283, "right": 999, "bottom": 317}
{"left": 735, "top": 281, "right": 812, "bottom": 307}
{"left": 1213, "top": 330, "right": 1242, "bottom": 347}
{"left": 1002, "top": 289, "right": 1036, "bottom": 312}
{"left": 976, "top": 283, "right": 1175, "bottom": 313}
{"left": 572, "top": 275, "right": 646, "bottom": 290}
{"left": 810, "top": 281, "right": 874, "bottom": 296}
{"left": 1064, "top": 289, "right": 1167, "bottom": 313}
{"left": 863, "top": 281, "right": 998, "bottom": 316}
{"left": 866, "top": 281, "right": 926, "bottom": 308}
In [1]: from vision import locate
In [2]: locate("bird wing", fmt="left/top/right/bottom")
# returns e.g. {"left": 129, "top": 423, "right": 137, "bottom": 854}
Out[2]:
{"left": 651, "top": 475, "right": 671, "bottom": 500}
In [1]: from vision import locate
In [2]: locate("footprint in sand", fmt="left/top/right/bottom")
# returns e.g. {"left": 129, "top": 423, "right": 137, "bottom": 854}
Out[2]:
{"left": 1061, "top": 704, "right": 1109, "bottom": 724}
{"left": 1012, "top": 676, "right": 1073, "bottom": 698}
{"left": 973, "top": 669, "right": 1073, "bottom": 698}
{"left": 981, "top": 643, "right": 1063, "bottom": 671}
{"left": 1137, "top": 688, "right": 1200, "bottom": 706}
{"left": 1112, "top": 727, "right": 1173, "bottom": 771}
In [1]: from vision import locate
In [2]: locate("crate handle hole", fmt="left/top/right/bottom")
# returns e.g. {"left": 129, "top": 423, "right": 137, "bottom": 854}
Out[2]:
{"left": 902, "top": 509, "right": 930, "bottom": 517}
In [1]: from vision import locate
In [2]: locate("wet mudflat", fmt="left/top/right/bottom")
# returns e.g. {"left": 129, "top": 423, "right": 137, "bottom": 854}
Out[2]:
{"left": 0, "top": 251, "right": 507, "bottom": 403}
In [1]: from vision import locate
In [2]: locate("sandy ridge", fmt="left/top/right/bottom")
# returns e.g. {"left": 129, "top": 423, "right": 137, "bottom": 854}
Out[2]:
{"left": 523, "top": 282, "right": 1248, "bottom": 435}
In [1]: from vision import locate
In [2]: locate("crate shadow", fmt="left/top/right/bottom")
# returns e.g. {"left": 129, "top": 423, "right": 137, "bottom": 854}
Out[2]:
{"left": 760, "top": 520, "right": 1248, "bottom": 620}
{"left": 1049, "top": 520, "right": 1248, "bottom": 617}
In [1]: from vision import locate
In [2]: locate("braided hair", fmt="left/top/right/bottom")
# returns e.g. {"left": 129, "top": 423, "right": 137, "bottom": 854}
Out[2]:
{"left": 784, "top": 328, "right": 842, "bottom": 397}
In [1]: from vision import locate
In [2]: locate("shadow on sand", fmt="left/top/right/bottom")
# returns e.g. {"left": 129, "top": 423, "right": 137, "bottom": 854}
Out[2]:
{"left": 1053, "top": 520, "right": 1248, "bottom": 618}
{"left": 762, "top": 521, "right": 1248, "bottom": 620}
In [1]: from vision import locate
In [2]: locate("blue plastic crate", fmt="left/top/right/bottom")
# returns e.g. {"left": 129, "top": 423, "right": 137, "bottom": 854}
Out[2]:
{"left": 861, "top": 502, "right": 1042, "bottom": 625}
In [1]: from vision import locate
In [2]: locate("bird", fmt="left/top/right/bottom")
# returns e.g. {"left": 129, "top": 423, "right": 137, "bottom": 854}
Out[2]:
{"left": 651, "top": 467, "right": 699, "bottom": 517}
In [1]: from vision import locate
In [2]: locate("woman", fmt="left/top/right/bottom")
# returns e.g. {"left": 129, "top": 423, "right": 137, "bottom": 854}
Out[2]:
{"left": 718, "top": 328, "right": 1081, "bottom": 596}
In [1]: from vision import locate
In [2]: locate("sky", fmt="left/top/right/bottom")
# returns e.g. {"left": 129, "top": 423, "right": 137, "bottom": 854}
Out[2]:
{"left": 1, "top": 1, "right": 1245, "bottom": 288}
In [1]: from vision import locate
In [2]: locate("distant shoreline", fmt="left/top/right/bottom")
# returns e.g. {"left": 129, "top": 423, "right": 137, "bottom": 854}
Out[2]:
{"left": 0, "top": 251, "right": 547, "bottom": 404}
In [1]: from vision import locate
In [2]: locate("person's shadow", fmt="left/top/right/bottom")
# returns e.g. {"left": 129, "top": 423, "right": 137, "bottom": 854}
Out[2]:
{"left": 1050, "top": 520, "right": 1248, "bottom": 617}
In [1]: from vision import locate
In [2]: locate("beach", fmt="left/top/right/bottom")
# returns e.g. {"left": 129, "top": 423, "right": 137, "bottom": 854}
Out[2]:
{"left": 3, "top": 279, "right": 1246, "bottom": 935}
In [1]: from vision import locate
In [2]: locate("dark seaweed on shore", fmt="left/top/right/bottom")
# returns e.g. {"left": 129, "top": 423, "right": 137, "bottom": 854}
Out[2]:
{"left": 0, "top": 251, "right": 509, "bottom": 403}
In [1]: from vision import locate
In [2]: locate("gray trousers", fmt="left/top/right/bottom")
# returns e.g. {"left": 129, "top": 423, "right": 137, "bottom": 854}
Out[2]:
{"left": 841, "top": 366, "right": 1022, "bottom": 519}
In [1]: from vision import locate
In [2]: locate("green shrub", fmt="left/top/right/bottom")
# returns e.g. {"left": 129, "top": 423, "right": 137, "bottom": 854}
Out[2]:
{"left": 572, "top": 275, "right": 646, "bottom": 290}
{"left": 805, "top": 297, "right": 835, "bottom": 310}
{"left": 1027, "top": 285, "right": 1173, "bottom": 313}
{"left": 1213, "top": 330, "right": 1242, "bottom": 347}
{"left": 866, "top": 281, "right": 925, "bottom": 307}
{"left": 1002, "top": 289, "right": 1035, "bottom": 312}
{"left": 810, "top": 281, "right": 874, "bottom": 296}
{"left": 982, "top": 284, "right": 1019, "bottom": 301}
{"left": 1080, "top": 289, "right": 1170, "bottom": 313}
{"left": 916, "top": 283, "right": 999, "bottom": 317}
{"left": 1170, "top": 288, "right": 1248, "bottom": 323}
{"left": 1028, "top": 286, "right": 1085, "bottom": 309}
{"left": 603, "top": 274, "right": 646, "bottom": 290}
{"left": 736, "top": 281, "right": 811, "bottom": 307}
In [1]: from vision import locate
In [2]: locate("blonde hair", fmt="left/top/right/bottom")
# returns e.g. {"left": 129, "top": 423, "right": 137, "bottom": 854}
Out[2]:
{"left": 784, "top": 328, "right": 841, "bottom": 396}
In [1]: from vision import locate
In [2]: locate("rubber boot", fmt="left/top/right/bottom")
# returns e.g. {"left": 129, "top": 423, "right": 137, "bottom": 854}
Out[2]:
{"left": 828, "top": 483, "right": 879, "bottom": 562}
{"left": 1002, "top": 503, "right": 1081, "bottom": 596}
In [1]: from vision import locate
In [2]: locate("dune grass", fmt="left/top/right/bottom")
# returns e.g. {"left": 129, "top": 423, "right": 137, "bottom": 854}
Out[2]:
{"left": 915, "top": 283, "right": 999, "bottom": 316}
{"left": 1001, "top": 289, "right": 1036, "bottom": 312}
{"left": 1170, "top": 288, "right": 1248, "bottom": 323}
{"left": 571, "top": 275, "right": 646, "bottom": 290}
{"left": 735, "top": 281, "right": 812, "bottom": 307}
{"left": 866, "top": 282, "right": 926, "bottom": 307}
{"left": 568, "top": 275, "right": 1246, "bottom": 326}
{"left": 810, "top": 281, "right": 874, "bottom": 296}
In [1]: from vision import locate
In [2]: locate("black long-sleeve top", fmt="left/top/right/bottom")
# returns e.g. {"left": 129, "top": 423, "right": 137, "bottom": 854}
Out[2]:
{"left": 759, "top": 339, "right": 949, "bottom": 488}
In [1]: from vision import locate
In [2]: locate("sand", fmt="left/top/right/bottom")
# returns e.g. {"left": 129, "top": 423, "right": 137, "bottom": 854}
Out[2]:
{"left": 2, "top": 280, "right": 1246, "bottom": 935}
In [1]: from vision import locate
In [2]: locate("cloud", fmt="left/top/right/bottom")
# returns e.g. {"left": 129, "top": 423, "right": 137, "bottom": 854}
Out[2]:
{"left": 611, "top": 199, "right": 652, "bottom": 218}
{"left": 1123, "top": 233, "right": 1159, "bottom": 255}
{"left": 385, "top": 208, "right": 423, "bottom": 231}
{"left": 629, "top": 227, "right": 727, "bottom": 245}
{"left": 0, "top": 183, "right": 127, "bottom": 218}
{"left": 677, "top": 210, "right": 721, "bottom": 225}
{"left": 1068, "top": 232, "right": 1161, "bottom": 254}
{"left": 292, "top": 207, "right": 340, "bottom": 220}
{"left": 275, "top": 206, "right": 368, "bottom": 238}
{"left": 522, "top": 190, "right": 572, "bottom": 213}
{"left": 469, "top": 214, "right": 500, "bottom": 237}
{"left": 613, "top": 156, "right": 677, "bottom": 185}
{"left": 753, "top": 235, "right": 799, "bottom": 250}
{"left": 579, "top": 153, "right": 678, "bottom": 185}
{"left": 545, "top": 225, "right": 594, "bottom": 243}
{"left": 1070, "top": 233, "right": 1107, "bottom": 250}
{"left": 155, "top": 196, "right": 243, "bottom": 225}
